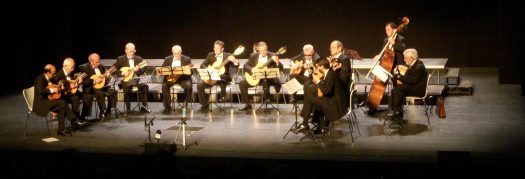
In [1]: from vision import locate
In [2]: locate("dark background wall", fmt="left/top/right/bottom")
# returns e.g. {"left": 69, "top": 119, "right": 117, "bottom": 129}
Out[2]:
{"left": 6, "top": 0, "right": 523, "bottom": 95}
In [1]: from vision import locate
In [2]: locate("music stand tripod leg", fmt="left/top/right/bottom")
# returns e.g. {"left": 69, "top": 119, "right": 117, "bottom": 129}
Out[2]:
{"left": 283, "top": 96, "right": 300, "bottom": 140}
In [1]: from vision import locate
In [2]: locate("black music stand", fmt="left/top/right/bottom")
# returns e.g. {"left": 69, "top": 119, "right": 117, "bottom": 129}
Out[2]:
{"left": 106, "top": 76, "right": 124, "bottom": 122}
{"left": 157, "top": 66, "right": 192, "bottom": 110}
{"left": 130, "top": 75, "right": 151, "bottom": 113}
{"left": 197, "top": 69, "right": 224, "bottom": 112}
{"left": 281, "top": 78, "right": 303, "bottom": 140}
{"left": 252, "top": 68, "right": 280, "bottom": 112}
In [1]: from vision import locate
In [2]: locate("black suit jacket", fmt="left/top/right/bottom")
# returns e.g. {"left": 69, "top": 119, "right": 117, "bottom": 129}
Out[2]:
{"left": 383, "top": 34, "right": 407, "bottom": 66}
{"left": 200, "top": 52, "right": 239, "bottom": 77}
{"left": 317, "top": 69, "right": 348, "bottom": 121}
{"left": 79, "top": 63, "right": 107, "bottom": 93}
{"left": 53, "top": 68, "right": 76, "bottom": 94}
{"left": 33, "top": 74, "right": 53, "bottom": 116}
{"left": 244, "top": 52, "right": 284, "bottom": 74}
{"left": 162, "top": 54, "right": 192, "bottom": 81}
{"left": 113, "top": 54, "right": 145, "bottom": 76}
{"left": 398, "top": 60, "right": 428, "bottom": 97}
{"left": 334, "top": 54, "right": 352, "bottom": 91}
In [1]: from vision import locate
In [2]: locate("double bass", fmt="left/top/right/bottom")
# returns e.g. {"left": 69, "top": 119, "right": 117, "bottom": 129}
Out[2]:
{"left": 367, "top": 17, "right": 409, "bottom": 109}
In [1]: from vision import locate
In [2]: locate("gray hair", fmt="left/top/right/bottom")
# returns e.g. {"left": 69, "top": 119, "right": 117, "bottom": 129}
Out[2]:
{"left": 172, "top": 45, "right": 182, "bottom": 53}
{"left": 303, "top": 44, "right": 314, "bottom": 51}
{"left": 403, "top": 48, "right": 418, "bottom": 60}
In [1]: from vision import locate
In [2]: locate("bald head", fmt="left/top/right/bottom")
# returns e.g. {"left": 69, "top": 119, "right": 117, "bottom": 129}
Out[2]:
{"left": 330, "top": 40, "right": 343, "bottom": 56}
{"left": 44, "top": 64, "right": 56, "bottom": 77}
{"left": 63, "top": 57, "right": 75, "bottom": 74}
{"left": 88, "top": 53, "right": 101, "bottom": 67}
{"left": 125, "top": 43, "right": 136, "bottom": 56}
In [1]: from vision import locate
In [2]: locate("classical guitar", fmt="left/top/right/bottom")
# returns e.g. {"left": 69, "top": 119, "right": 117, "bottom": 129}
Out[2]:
{"left": 290, "top": 60, "right": 314, "bottom": 75}
{"left": 244, "top": 47, "right": 287, "bottom": 86}
{"left": 204, "top": 46, "right": 245, "bottom": 85}
{"left": 47, "top": 80, "right": 63, "bottom": 100}
{"left": 92, "top": 66, "right": 117, "bottom": 89}
{"left": 121, "top": 61, "right": 147, "bottom": 82}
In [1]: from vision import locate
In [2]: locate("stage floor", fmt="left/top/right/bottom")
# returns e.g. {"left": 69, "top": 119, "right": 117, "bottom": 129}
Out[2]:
{"left": 1, "top": 68, "right": 524, "bottom": 177}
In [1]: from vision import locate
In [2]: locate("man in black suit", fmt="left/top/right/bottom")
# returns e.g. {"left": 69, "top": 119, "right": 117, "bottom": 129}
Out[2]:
{"left": 288, "top": 44, "right": 320, "bottom": 103}
{"left": 53, "top": 57, "right": 83, "bottom": 121}
{"left": 113, "top": 43, "right": 149, "bottom": 114}
{"left": 238, "top": 41, "right": 284, "bottom": 111}
{"left": 197, "top": 40, "right": 239, "bottom": 112}
{"left": 79, "top": 53, "right": 110, "bottom": 120}
{"left": 390, "top": 48, "right": 428, "bottom": 125}
{"left": 33, "top": 64, "right": 86, "bottom": 136}
{"left": 329, "top": 40, "right": 352, "bottom": 97}
{"left": 383, "top": 21, "right": 408, "bottom": 67}
{"left": 294, "top": 58, "right": 348, "bottom": 133}
{"left": 160, "top": 45, "right": 193, "bottom": 112}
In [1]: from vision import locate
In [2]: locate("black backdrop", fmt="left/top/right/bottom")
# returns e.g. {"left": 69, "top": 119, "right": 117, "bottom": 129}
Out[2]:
{"left": 6, "top": 0, "right": 523, "bottom": 95}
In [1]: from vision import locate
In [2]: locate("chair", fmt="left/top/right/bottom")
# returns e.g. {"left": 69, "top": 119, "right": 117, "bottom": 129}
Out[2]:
{"left": 23, "top": 86, "right": 51, "bottom": 138}
{"left": 345, "top": 82, "right": 361, "bottom": 143}
{"left": 405, "top": 74, "right": 433, "bottom": 126}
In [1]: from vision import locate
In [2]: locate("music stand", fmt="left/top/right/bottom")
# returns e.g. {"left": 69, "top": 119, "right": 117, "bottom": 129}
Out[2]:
{"left": 157, "top": 66, "right": 192, "bottom": 109}
{"left": 105, "top": 75, "right": 124, "bottom": 122}
{"left": 130, "top": 75, "right": 151, "bottom": 113}
{"left": 281, "top": 78, "right": 303, "bottom": 139}
{"left": 370, "top": 65, "right": 400, "bottom": 129}
{"left": 197, "top": 69, "right": 224, "bottom": 112}
{"left": 251, "top": 68, "right": 280, "bottom": 112}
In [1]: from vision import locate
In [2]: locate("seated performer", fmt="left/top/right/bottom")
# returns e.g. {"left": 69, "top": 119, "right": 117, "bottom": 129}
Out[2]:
{"left": 288, "top": 44, "right": 320, "bottom": 103}
{"left": 33, "top": 64, "right": 86, "bottom": 136}
{"left": 197, "top": 40, "right": 239, "bottom": 112}
{"left": 389, "top": 48, "right": 428, "bottom": 126}
{"left": 328, "top": 40, "right": 352, "bottom": 96}
{"left": 113, "top": 42, "right": 149, "bottom": 114}
{"left": 79, "top": 53, "right": 112, "bottom": 120}
{"left": 53, "top": 57, "right": 84, "bottom": 121}
{"left": 160, "top": 45, "right": 193, "bottom": 113}
{"left": 294, "top": 58, "right": 348, "bottom": 134}
{"left": 238, "top": 41, "right": 284, "bottom": 111}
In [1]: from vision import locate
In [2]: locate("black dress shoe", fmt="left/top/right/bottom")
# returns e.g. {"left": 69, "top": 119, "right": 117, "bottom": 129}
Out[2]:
{"left": 294, "top": 124, "right": 310, "bottom": 133}
{"left": 57, "top": 129, "right": 72, "bottom": 136}
{"left": 71, "top": 120, "right": 87, "bottom": 129}
{"left": 238, "top": 104, "right": 252, "bottom": 111}
{"left": 199, "top": 107, "right": 209, "bottom": 113}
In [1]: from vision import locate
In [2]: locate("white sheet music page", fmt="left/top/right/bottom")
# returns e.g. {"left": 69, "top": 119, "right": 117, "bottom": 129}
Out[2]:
{"left": 372, "top": 65, "right": 389, "bottom": 82}
{"left": 282, "top": 78, "right": 302, "bottom": 94}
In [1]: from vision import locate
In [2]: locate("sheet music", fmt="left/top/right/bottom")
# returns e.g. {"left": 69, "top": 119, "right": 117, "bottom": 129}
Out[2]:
{"left": 371, "top": 65, "right": 391, "bottom": 83}
{"left": 197, "top": 69, "right": 221, "bottom": 81}
{"left": 282, "top": 78, "right": 302, "bottom": 94}
{"left": 252, "top": 68, "right": 280, "bottom": 79}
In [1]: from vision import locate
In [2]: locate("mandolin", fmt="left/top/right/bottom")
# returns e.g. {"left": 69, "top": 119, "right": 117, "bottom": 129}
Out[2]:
{"left": 47, "top": 80, "right": 63, "bottom": 100}
{"left": 92, "top": 66, "right": 117, "bottom": 89}
{"left": 67, "top": 72, "right": 88, "bottom": 94}
{"left": 121, "top": 61, "right": 147, "bottom": 82}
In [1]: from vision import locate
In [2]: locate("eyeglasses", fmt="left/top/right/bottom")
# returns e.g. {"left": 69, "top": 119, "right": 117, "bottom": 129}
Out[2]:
{"left": 304, "top": 54, "right": 313, "bottom": 57}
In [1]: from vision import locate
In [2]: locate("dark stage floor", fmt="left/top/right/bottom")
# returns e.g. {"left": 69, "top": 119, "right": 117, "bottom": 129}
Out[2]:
{"left": 1, "top": 68, "right": 524, "bottom": 178}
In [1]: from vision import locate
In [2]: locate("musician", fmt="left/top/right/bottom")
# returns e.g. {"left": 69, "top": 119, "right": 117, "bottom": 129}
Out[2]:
{"left": 79, "top": 53, "right": 109, "bottom": 120}
{"left": 288, "top": 44, "right": 320, "bottom": 103}
{"left": 329, "top": 40, "right": 352, "bottom": 93}
{"left": 390, "top": 49, "right": 428, "bottom": 125}
{"left": 197, "top": 40, "right": 239, "bottom": 112}
{"left": 238, "top": 41, "right": 284, "bottom": 111}
{"left": 34, "top": 64, "right": 86, "bottom": 136}
{"left": 160, "top": 45, "right": 193, "bottom": 113}
{"left": 294, "top": 58, "right": 348, "bottom": 133}
{"left": 53, "top": 57, "right": 83, "bottom": 121}
{"left": 383, "top": 21, "right": 407, "bottom": 67}
{"left": 113, "top": 43, "right": 149, "bottom": 114}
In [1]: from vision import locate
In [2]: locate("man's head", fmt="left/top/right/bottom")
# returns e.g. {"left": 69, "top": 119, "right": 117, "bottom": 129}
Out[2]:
{"left": 213, "top": 40, "right": 225, "bottom": 55}
{"left": 315, "top": 58, "right": 330, "bottom": 72}
{"left": 88, "top": 53, "right": 100, "bottom": 67}
{"left": 385, "top": 22, "right": 398, "bottom": 38}
{"left": 303, "top": 44, "right": 314, "bottom": 60}
{"left": 63, "top": 57, "right": 75, "bottom": 74}
{"left": 125, "top": 43, "right": 136, "bottom": 56}
{"left": 257, "top": 41, "right": 268, "bottom": 56}
{"left": 44, "top": 64, "right": 56, "bottom": 76}
{"left": 403, "top": 48, "right": 418, "bottom": 65}
{"left": 172, "top": 45, "right": 182, "bottom": 59}
{"left": 329, "top": 40, "right": 343, "bottom": 56}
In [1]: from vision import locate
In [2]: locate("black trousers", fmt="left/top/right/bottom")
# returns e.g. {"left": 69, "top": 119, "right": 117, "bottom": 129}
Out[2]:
{"left": 62, "top": 94, "right": 81, "bottom": 118}
{"left": 239, "top": 78, "right": 281, "bottom": 104}
{"left": 47, "top": 99, "right": 77, "bottom": 130}
{"left": 300, "top": 83, "right": 329, "bottom": 126}
{"left": 121, "top": 82, "right": 149, "bottom": 112}
{"left": 162, "top": 78, "right": 192, "bottom": 109}
{"left": 81, "top": 88, "right": 106, "bottom": 118}
{"left": 392, "top": 84, "right": 424, "bottom": 114}
{"left": 197, "top": 75, "right": 231, "bottom": 107}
